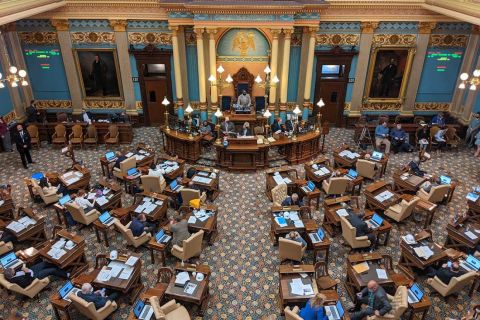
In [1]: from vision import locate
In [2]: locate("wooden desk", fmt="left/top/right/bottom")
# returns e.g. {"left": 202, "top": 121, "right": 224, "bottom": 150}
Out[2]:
{"left": 127, "top": 286, "right": 167, "bottom": 320}
{"left": 93, "top": 180, "right": 122, "bottom": 212}
{"left": 216, "top": 137, "right": 268, "bottom": 170}
{"left": 467, "top": 191, "right": 480, "bottom": 222}
{"left": 0, "top": 208, "right": 47, "bottom": 246}
{"left": 165, "top": 262, "right": 211, "bottom": 316}
{"left": 297, "top": 179, "right": 322, "bottom": 209}
{"left": 360, "top": 153, "right": 389, "bottom": 178}
{"left": 444, "top": 218, "right": 480, "bottom": 251}
{"left": 333, "top": 147, "right": 360, "bottom": 169}
{"left": 363, "top": 209, "right": 392, "bottom": 246}
{"left": 162, "top": 129, "right": 202, "bottom": 162}
{"left": 337, "top": 169, "right": 364, "bottom": 196}
{"left": 131, "top": 191, "right": 168, "bottom": 224}
{"left": 305, "top": 227, "right": 331, "bottom": 264}
{"left": 58, "top": 165, "right": 91, "bottom": 191}
{"left": 190, "top": 166, "right": 220, "bottom": 201}
{"left": 270, "top": 206, "right": 315, "bottom": 244}
{"left": 401, "top": 194, "right": 437, "bottom": 228}
{"left": 92, "top": 253, "right": 144, "bottom": 304}
{"left": 156, "top": 156, "right": 185, "bottom": 181}
{"left": 317, "top": 290, "right": 352, "bottom": 320}
{"left": 322, "top": 196, "right": 355, "bottom": 236}
{"left": 270, "top": 132, "right": 322, "bottom": 165}
{"left": 92, "top": 219, "right": 116, "bottom": 247}
{"left": 148, "top": 235, "right": 171, "bottom": 266}
{"left": 38, "top": 229, "right": 89, "bottom": 277}
{"left": 279, "top": 264, "right": 317, "bottom": 310}
{"left": 304, "top": 158, "right": 332, "bottom": 185}
{"left": 393, "top": 170, "right": 427, "bottom": 194}
{"left": 265, "top": 167, "right": 298, "bottom": 201}
{"left": 0, "top": 190, "right": 15, "bottom": 221}
{"left": 100, "top": 147, "right": 155, "bottom": 178}
{"left": 185, "top": 205, "right": 218, "bottom": 245}
{"left": 364, "top": 181, "right": 401, "bottom": 212}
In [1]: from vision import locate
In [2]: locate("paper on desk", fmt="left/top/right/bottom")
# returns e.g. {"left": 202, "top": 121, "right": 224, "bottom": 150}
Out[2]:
{"left": 134, "top": 205, "right": 144, "bottom": 214}
{"left": 303, "top": 284, "right": 314, "bottom": 296}
{"left": 283, "top": 177, "right": 292, "bottom": 184}
{"left": 465, "top": 231, "right": 478, "bottom": 240}
{"left": 293, "top": 220, "right": 304, "bottom": 228}
{"left": 198, "top": 171, "right": 209, "bottom": 177}
{"left": 376, "top": 269, "right": 388, "bottom": 279}
{"left": 74, "top": 171, "right": 83, "bottom": 177}
{"left": 96, "top": 196, "right": 108, "bottom": 206}
{"left": 125, "top": 152, "right": 134, "bottom": 158}
{"left": 0, "top": 200, "right": 4, "bottom": 206}
{"left": 299, "top": 273, "right": 308, "bottom": 278}
{"left": 125, "top": 256, "right": 139, "bottom": 266}
{"left": 6, "top": 221, "right": 26, "bottom": 232}
{"left": 336, "top": 209, "right": 349, "bottom": 217}
{"left": 414, "top": 246, "right": 433, "bottom": 259}
{"left": 402, "top": 235, "right": 416, "bottom": 245}
{"left": 273, "top": 175, "right": 285, "bottom": 185}
{"left": 184, "top": 282, "right": 197, "bottom": 295}
{"left": 289, "top": 212, "right": 300, "bottom": 221}
{"left": 175, "top": 271, "right": 190, "bottom": 286}
{"left": 188, "top": 216, "right": 197, "bottom": 224}
{"left": 110, "top": 266, "right": 122, "bottom": 278}
{"left": 87, "top": 193, "right": 96, "bottom": 200}
{"left": 97, "top": 269, "right": 112, "bottom": 282}
{"left": 119, "top": 267, "right": 133, "bottom": 280}
{"left": 155, "top": 201, "right": 163, "bottom": 206}
{"left": 290, "top": 278, "right": 304, "bottom": 295}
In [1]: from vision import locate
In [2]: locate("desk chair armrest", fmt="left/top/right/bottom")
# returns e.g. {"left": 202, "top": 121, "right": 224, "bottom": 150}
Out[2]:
{"left": 172, "top": 244, "right": 184, "bottom": 254}
{"left": 86, "top": 209, "right": 99, "bottom": 217}
{"left": 104, "top": 132, "right": 110, "bottom": 140}
{"left": 68, "top": 132, "right": 74, "bottom": 139}
{"left": 356, "top": 236, "right": 369, "bottom": 241}
{"left": 43, "top": 190, "right": 57, "bottom": 197}
{"left": 135, "top": 231, "right": 148, "bottom": 239}
{"left": 97, "top": 300, "right": 117, "bottom": 313}
{"left": 160, "top": 299, "right": 178, "bottom": 314}
{"left": 113, "top": 167, "right": 121, "bottom": 172}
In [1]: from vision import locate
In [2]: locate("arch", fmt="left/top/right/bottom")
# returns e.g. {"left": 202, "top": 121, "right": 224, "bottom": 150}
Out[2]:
{"left": 217, "top": 28, "right": 270, "bottom": 57}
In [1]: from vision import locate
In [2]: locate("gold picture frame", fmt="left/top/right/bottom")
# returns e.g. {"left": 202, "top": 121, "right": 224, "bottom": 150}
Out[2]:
{"left": 364, "top": 46, "right": 415, "bottom": 104}
{"left": 73, "top": 48, "right": 123, "bottom": 100}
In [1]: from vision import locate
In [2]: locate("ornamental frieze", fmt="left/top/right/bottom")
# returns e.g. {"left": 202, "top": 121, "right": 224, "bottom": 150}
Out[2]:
{"left": 36, "top": 100, "right": 72, "bottom": 109}
{"left": 428, "top": 34, "right": 468, "bottom": 48}
{"left": 362, "top": 102, "right": 402, "bottom": 111}
{"left": 71, "top": 32, "right": 115, "bottom": 44}
{"left": 315, "top": 34, "right": 359, "bottom": 46}
{"left": 127, "top": 32, "right": 172, "bottom": 45}
{"left": 414, "top": 102, "right": 450, "bottom": 111}
{"left": 83, "top": 100, "right": 125, "bottom": 109}
{"left": 18, "top": 32, "right": 58, "bottom": 45}
{"left": 372, "top": 34, "right": 417, "bottom": 47}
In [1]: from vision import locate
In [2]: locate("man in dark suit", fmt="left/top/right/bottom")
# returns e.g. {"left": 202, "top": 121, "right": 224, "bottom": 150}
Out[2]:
{"left": 351, "top": 280, "right": 392, "bottom": 319}
{"left": 129, "top": 213, "right": 155, "bottom": 237}
{"left": 271, "top": 118, "right": 283, "bottom": 133}
{"left": 285, "top": 116, "right": 294, "bottom": 132}
{"left": 379, "top": 58, "right": 398, "bottom": 97}
{"left": 427, "top": 261, "right": 466, "bottom": 285}
{"left": 26, "top": 100, "right": 40, "bottom": 123}
{"left": 4, "top": 262, "right": 68, "bottom": 288}
{"left": 221, "top": 117, "right": 235, "bottom": 135}
{"left": 348, "top": 210, "right": 376, "bottom": 248}
{"left": 78, "top": 283, "right": 118, "bottom": 309}
{"left": 13, "top": 124, "right": 34, "bottom": 169}
{"left": 281, "top": 193, "right": 303, "bottom": 206}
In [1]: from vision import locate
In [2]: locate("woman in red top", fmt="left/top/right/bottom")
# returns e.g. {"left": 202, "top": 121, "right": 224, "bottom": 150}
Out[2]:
{"left": 0, "top": 116, "right": 13, "bottom": 152}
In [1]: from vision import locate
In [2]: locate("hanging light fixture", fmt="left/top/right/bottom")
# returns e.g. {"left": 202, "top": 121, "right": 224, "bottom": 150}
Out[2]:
{"left": 0, "top": 32, "right": 28, "bottom": 89}
{"left": 317, "top": 98, "right": 325, "bottom": 108}
{"left": 458, "top": 70, "right": 480, "bottom": 91}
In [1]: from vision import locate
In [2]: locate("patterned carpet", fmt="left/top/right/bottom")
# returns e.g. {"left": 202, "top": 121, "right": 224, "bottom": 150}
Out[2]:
{"left": 0, "top": 126, "right": 478, "bottom": 320}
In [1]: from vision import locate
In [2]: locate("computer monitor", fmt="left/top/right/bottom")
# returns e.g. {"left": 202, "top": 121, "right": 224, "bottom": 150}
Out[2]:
{"left": 317, "top": 228, "right": 325, "bottom": 241}
{"left": 133, "top": 299, "right": 145, "bottom": 318}
{"left": 0, "top": 252, "right": 16, "bottom": 268}
{"left": 336, "top": 300, "right": 345, "bottom": 317}
{"left": 372, "top": 151, "right": 383, "bottom": 160}
{"left": 98, "top": 211, "right": 111, "bottom": 224}
{"left": 105, "top": 151, "right": 115, "bottom": 161}
{"left": 127, "top": 168, "right": 138, "bottom": 176}
{"left": 59, "top": 281, "right": 74, "bottom": 299}
{"left": 372, "top": 213, "right": 384, "bottom": 226}
{"left": 440, "top": 175, "right": 451, "bottom": 185}
{"left": 59, "top": 194, "right": 71, "bottom": 206}
{"left": 348, "top": 169, "right": 358, "bottom": 178}
{"left": 410, "top": 283, "right": 424, "bottom": 300}
{"left": 466, "top": 255, "right": 480, "bottom": 270}
{"left": 155, "top": 230, "right": 165, "bottom": 242}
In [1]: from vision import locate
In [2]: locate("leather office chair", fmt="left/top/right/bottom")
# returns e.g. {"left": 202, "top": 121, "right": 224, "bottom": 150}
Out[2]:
{"left": 141, "top": 175, "right": 166, "bottom": 193}
{"left": 314, "top": 261, "right": 339, "bottom": 291}
{"left": 385, "top": 197, "right": 419, "bottom": 222}
{"left": 339, "top": 216, "right": 371, "bottom": 250}
{"left": 69, "top": 124, "right": 83, "bottom": 149}
{"left": 171, "top": 230, "right": 204, "bottom": 262}
{"left": 114, "top": 219, "right": 150, "bottom": 248}
{"left": 70, "top": 292, "right": 117, "bottom": 320}
{"left": 104, "top": 124, "right": 119, "bottom": 147}
{"left": 27, "top": 125, "right": 40, "bottom": 149}
{"left": 180, "top": 188, "right": 206, "bottom": 208}
{"left": 271, "top": 183, "right": 288, "bottom": 206}
{"left": 429, "top": 126, "right": 441, "bottom": 151}
{"left": 366, "top": 286, "right": 408, "bottom": 319}
{"left": 0, "top": 273, "right": 50, "bottom": 298}
{"left": 356, "top": 159, "right": 377, "bottom": 180}
{"left": 0, "top": 241, "right": 13, "bottom": 255}
{"left": 149, "top": 297, "right": 191, "bottom": 320}
{"left": 32, "top": 180, "right": 60, "bottom": 205}
{"left": 113, "top": 156, "right": 136, "bottom": 180}
{"left": 284, "top": 306, "right": 302, "bottom": 320}
{"left": 445, "top": 126, "right": 460, "bottom": 151}
{"left": 322, "top": 177, "right": 349, "bottom": 196}
{"left": 427, "top": 271, "right": 477, "bottom": 297}
{"left": 278, "top": 238, "right": 305, "bottom": 263}
{"left": 416, "top": 184, "right": 450, "bottom": 204}
{"left": 52, "top": 124, "right": 67, "bottom": 147}
{"left": 65, "top": 202, "right": 100, "bottom": 227}
{"left": 84, "top": 125, "right": 98, "bottom": 147}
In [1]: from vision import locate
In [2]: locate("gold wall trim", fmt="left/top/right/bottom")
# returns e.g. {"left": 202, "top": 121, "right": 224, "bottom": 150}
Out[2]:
{"left": 71, "top": 32, "right": 115, "bottom": 45}
{"left": 414, "top": 102, "right": 450, "bottom": 111}
{"left": 428, "top": 34, "right": 468, "bottom": 48}
{"left": 36, "top": 100, "right": 72, "bottom": 109}
{"left": 83, "top": 100, "right": 125, "bottom": 109}
{"left": 362, "top": 102, "right": 402, "bottom": 111}
{"left": 135, "top": 101, "right": 143, "bottom": 110}
{"left": 127, "top": 32, "right": 172, "bottom": 45}
{"left": 344, "top": 102, "right": 351, "bottom": 111}
{"left": 315, "top": 34, "right": 360, "bottom": 46}
{"left": 372, "top": 34, "right": 417, "bottom": 47}
{"left": 4, "top": 111, "right": 16, "bottom": 123}
{"left": 18, "top": 32, "right": 58, "bottom": 45}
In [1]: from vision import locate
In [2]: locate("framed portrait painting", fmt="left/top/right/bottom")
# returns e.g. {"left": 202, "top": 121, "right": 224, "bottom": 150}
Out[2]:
{"left": 364, "top": 47, "right": 415, "bottom": 103}
{"left": 74, "top": 48, "right": 123, "bottom": 100}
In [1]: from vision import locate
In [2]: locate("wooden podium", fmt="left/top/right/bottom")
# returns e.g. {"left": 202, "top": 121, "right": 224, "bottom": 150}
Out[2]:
{"left": 216, "top": 137, "right": 268, "bottom": 170}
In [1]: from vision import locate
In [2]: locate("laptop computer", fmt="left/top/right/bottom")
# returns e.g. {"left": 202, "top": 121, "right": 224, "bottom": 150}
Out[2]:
{"left": 105, "top": 151, "right": 116, "bottom": 162}
{"left": 59, "top": 194, "right": 71, "bottom": 206}
{"left": 309, "top": 227, "right": 325, "bottom": 244}
{"left": 127, "top": 167, "right": 140, "bottom": 177}
{"left": 302, "top": 181, "right": 316, "bottom": 193}
{"left": 407, "top": 283, "right": 424, "bottom": 304}
{"left": 325, "top": 301, "right": 344, "bottom": 320}
{"left": 366, "top": 213, "right": 384, "bottom": 229}
{"left": 155, "top": 229, "right": 172, "bottom": 244}
{"left": 98, "top": 211, "right": 114, "bottom": 226}
{"left": 59, "top": 281, "right": 80, "bottom": 301}
{"left": 169, "top": 180, "right": 183, "bottom": 192}
{"left": 439, "top": 175, "right": 451, "bottom": 185}
{"left": 460, "top": 255, "right": 480, "bottom": 272}
{"left": 371, "top": 151, "right": 383, "bottom": 161}
{"left": 346, "top": 169, "right": 358, "bottom": 180}
{"left": 0, "top": 252, "right": 22, "bottom": 270}
{"left": 133, "top": 299, "right": 154, "bottom": 320}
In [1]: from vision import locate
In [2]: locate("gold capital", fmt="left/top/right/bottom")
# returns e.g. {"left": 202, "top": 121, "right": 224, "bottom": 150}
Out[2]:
{"left": 169, "top": 25, "right": 179, "bottom": 36}
{"left": 418, "top": 22, "right": 436, "bottom": 34}
{"left": 51, "top": 19, "right": 69, "bottom": 31}
{"left": 193, "top": 27, "right": 204, "bottom": 35}
{"left": 360, "top": 22, "right": 379, "bottom": 34}
{"left": 109, "top": 20, "right": 128, "bottom": 32}
{"left": 271, "top": 29, "right": 281, "bottom": 39}
{"left": 283, "top": 28, "right": 293, "bottom": 38}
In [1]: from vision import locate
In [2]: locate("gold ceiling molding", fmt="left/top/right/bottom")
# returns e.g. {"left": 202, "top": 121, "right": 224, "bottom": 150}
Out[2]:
{"left": 71, "top": 32, "right": 115, "bottom": 44}
{"left": 315, "top": 34, "right": 360, "bottom": 46}
{"left": 83, "top": 100, "right": 125, "bottom": 109}
{"left": 362, "top": 102, "right": 402, "bottom": 111}
{"left": 418, "top": 22, "right": 436, "bottom": 34}
{"left": 128, "top": 32, "right": 172, "bottom": 45}
{"left": 36, "top": 100, "right": 72, "bottom": 109}
{"left": 428, "top": 34, "right": 468, "bottom": 48}
{"left": 372, "top": 34, "right": 417, "bottom": 47}
{"left": 414, "top": 102, "right": 450, "bottom": 111}
{"left": 109, "top": 19, "right": 127, "bottom": 32}
{"left": 18, "top": 32, "right": 58, "bottom": 45}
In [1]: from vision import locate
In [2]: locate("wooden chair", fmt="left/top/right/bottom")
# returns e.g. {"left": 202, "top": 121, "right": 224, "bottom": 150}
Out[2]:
{"left": 279, "top": 237, "right": 305, "bottom": 263}
{"left": 314, "top": 261, "right": 339, "bottom": 291}
{"left": 65, "top": 202, "right": 100, "bottom": 227}
{"left": 52, "top": 124, "right": 67, "bottom": 147}
{"left": 0, "top": 241, "right": 13, "bottom": 255}
{"left": 84, "top": 125, "right": 98, "bottom": 148}
{"left": 156, "top": 267, "right": 174, "bottom": 285}
{"left": 445, "top": 126, "right": 461, "bottom": 151}
{"left": 429, "top": 125, "right": 441, "bottom": 152}
{"left": 322, "top": 177, "right": 349, "bottom": 197}
{"left": 171, "top": 230, "right": 204, "bottom": 262}
{"left": 416, "top": 184, "right": 450, "bottom": 204}
{"left": 427, "top": 272, "right": 477, "bottom": 297}
{"left": 284, "top": 306, "right": 302, "bottom": 320}
{"left": 113, "top": 219, "right": 151, "bottom": 248}
{"left": 113, "top": 157, "right": 136, "bottom": 181}
{"left": 271, "top": 183, "right": 288, "bottom": 206}
{"left": 69, "top": 124, "right": 83, "bottom": 149}
{"left": 104, "top": 124, "right": 119, "bottom": 147}
{"left": 27, "top": 125, "right": 40, "bottom": 149}
{"left": 179, "top": 188, "right": 206, "bottom": 208}
{"left": 141, "top": 175, "right": 166, "bottom": 193}
{"left": 356, "top": 159, "right": 377, "bottom": 180}
{"left": 149, "top": 297, "right": 191, "bottom": 320}
{"left": 70, "top": 293, "right": 117, "bottom": 320}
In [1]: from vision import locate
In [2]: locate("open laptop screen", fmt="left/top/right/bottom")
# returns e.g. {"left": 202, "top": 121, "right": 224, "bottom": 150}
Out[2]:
{"left": 0, "top": 252, "right": 16, "bottom": 268}
{"left": 410, "top": 283, "right": 424, "bottom": 300}
{"left": 348, "top": 169, "right": 358, "bottom": 178}
{"left": 105, "top": 151, "right": 115, "bottom": 160}
{"left": 99, "top": 211, "right": 111, "bottom": 224}
{"left": 466, "top": 255, "right": 480, "bottom": 270}
{"left": 440, "top": 175, "right": 451, "bottom": 185}
{"left": 336, "top": 300, "right": 344, "bottom": 317}
{"left": 133, "top": 299, "right": 144, "bottom": 318}
{"left": 59, "top": 281, "right": 74, "bottom": 298}
{"left": 372, "top": 151, "right": 383, "bottom": 160}
{"left": 59, "top": 194, "right": 71, "bottom": 206}
{"left": 372, "top": 213, "right": 384, "bottom": 226}
{"left": 127, "top": 168, "right": 138, "bottom": 176}
{"left": 155, "top": 230, "right": 165, "bottom": 242}
{"left": 317, "top": 228, "right": 325, "bottom": 241}
{"left": 169, "top": 180, "right": 178, "bottom": 190}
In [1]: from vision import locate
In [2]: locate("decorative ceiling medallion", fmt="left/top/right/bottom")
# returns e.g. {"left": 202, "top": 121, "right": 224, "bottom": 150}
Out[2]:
{"left": 35, "top": 100, "right": 72, "bottom": 109}
{"left": 414, "top": 102, "right": 450, "bottom": 111}
{"left": 362, "top": 102, "right": 402, "bottom": 111}
{"left": 18, "top": 32, "right": 58, "bottom": 45}
{"left": 128, "top": 32, "right": 173, "bottom": 45}
{"left": 71, "top": 32, "right": 115, "bottom": 44}
{"left": 428, "top": 34, "right": 468, "bottom": 48}
{"left": 315, "top": 33, "right": 359, "bottom": 46}
{"left": 372, "top": 34, "right": 416, "bottom": 47}
{"left": 83, "top": 100, "right": 125, "bottom": 109}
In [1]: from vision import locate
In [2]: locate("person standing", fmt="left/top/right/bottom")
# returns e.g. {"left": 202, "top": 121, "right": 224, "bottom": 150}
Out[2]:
{"left": 26, "top": 100, "right": 41, "bottom": 123}
{"left": 0, "top": 116, "right": 13, "bottom": 152}
{"left": 13, "top": 124, "right": 34, "bottom": 169}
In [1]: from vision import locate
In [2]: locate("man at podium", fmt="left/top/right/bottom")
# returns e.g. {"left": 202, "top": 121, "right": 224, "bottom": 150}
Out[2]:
{"left": 234, "top": 90, "right": 251, "bottom": 113}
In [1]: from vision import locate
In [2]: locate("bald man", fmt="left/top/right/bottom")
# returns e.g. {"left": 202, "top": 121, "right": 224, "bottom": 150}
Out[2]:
{"left": 350, "top": 280, "right": 391, "bottom": 320}
{"left": 77, "top": 283, "right": 118, "bottom": 309}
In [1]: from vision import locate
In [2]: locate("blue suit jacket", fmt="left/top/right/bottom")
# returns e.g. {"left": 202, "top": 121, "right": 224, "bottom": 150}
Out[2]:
{"left": 78, "top": 292, "right": 108, "bottom": 309}
{"left": 299, "top": 302, "right": 328, "bottom": 320}
{"left": 129, "top": 218, "right": 145, "bottom": 237}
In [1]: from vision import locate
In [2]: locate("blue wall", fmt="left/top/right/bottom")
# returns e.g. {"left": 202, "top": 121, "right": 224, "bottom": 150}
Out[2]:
{"left": 475, "top": 94, "right": 480, "bottom": 113}
{"left": 0, "top": 64, "right": 13, "bottom": 116}
{"left": 129, "top": 54, "right": 142, "bottom": 101}
{"left": 310, "top": 55, "right": 317, "bottom": 102}
{"left": 416, "top": 48, "right": 465, "bottom": 102}
{"left": 345, "top": 55, "right": 357, "bottom": 102}
{"left": 185, "top": 45, "right": 199, "bottom": 101}
{"left": 22, "top": 45, "right": 70, "bottom": 100}
{"left": 287, "top": 46, "right": 301, "bottom": 102}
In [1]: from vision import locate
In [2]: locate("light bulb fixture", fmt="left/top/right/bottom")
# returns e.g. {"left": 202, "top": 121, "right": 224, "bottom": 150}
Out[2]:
{"left": 263, "top": 109, "right": 272, "bottom": 118}
{"left": 458, "top": 70, "right": 480, "bottom": 91}
{"left": 458, "top": 83, "right": 466, "bottom": 89}
{"left": 21, "top": 80, "right": 28, "bottom": 86}
{"left": 216, "top": 65, "right": 224, "bottom": 74}
{"left": 214, "top": 109, "right": 223, "bottom": 118}
{"left": 18, "top": 70, "right": 27, "bottom": 78}
{"left": 185, "top": 104, "right": 194, "bottom": 114}
{"left": 255, "top": 75, "right": 262, "bottom": 83}
{"left": 11, "top": 81, "right": 18, "bottom": 87}
{"left": 225, "top": 74, "right": 233, "bottom": 83}
{"left": 474, "top": 69, "right": 480, "bottom": 78}
{"left": 317, "top": 98, "right": 325, "bottom": 108}
{"left": 272, "top": 75, "right": 280, "bottom": 83}
{"left": 8, "top": 66, "right": 17, "bottom": 74}
{"left": 293, "top": 105, "right": 302, "bottom": 115}
{"left": 470, "top": 84, "right": 477, "bottom": 91}
{"left": 162, "top": 96, "right": 170, "bottom": 106}
{"left": 0, "top": 66, "right": 28, "bottom": 89}
{"left": 460, "top": 73, "right": 469, "bottom": 81}
{"left": 264, "top": 65, "right": 271, "bottom": 74}
{"left": 208, "top": 75, "right": 216, "bottom": 82}
{"left": 0, "top": 83, "right": 4, "bottom": 88}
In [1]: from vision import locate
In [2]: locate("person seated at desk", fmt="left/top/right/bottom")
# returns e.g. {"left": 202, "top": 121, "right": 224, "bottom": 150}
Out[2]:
{"left": 298, "top": 121, "right": 309, "bottom": 134}
{"left": 426, "top": 261, "right": 466, "bottom": 285}
{"left": 221, "top": 117, "right": 235, "bottom": 135}
{"left": 0, "top": 229, "right": 17, "bottom": 244}
{"left": 417, "top": 121, "right": 430, "bottom": 152}
{"left": 350, "top": 280, "right": 392, "bottom": 320}
{"left": 281, "top": 193, "right": 303, "bottom": 207}
{"left": 347, "top": 210, "right": 376, "bottom": 249}
{"left": 434, "top": 127, "right": 447, "bottom": 151}
{"left": 406, "top": 156, "right": 426, "bottom": 177}
{"left": 130, "top": 213, "right": 156, "bottom": 237}
{"left": 299, "top": 293, "right": 328, "bottom": 320}
{"left": 390, "top": 123, "right": 413, "bottom": 153}
{"left": 39, "top": 177, "right": 65, "bottom": 195}
{"left": 285, "top": 231, "right": 307, "bottom": 247}
{"left": 5, "top": 262, "right": 69, "bottom": 288}
{"left": 375, "top": 121, "right": 390, "bottom": 154}
{"left": 238, "top": 122, "right": 252, "bottom": 137}
{"left": 78, "top": 283, "right": 119, "bottom": 309}
{"left": 113, "top": 151, "right": 126, "bottom": 169}
{"left": 200, "top": 120, "right": 212, "bottom": 135}
{"left": 80, "top": 108, "right": 92, "bottom": 124}
{"left": 431, "top": 112, "right": 446, "bottom": 127}
{"left": 169, "top": 215, "right": 190, "bottom": 247}
{"left": 74, "top": 189, "right": 95, "bottom": 212}
{"left": 285, "top": 115, "right": 294, "bottom": 132}
{"left": 235, "top": 90, "right": 251, "bottom": 112}
{"left": 271, "top": 118, "right": 283, "bottom": 134}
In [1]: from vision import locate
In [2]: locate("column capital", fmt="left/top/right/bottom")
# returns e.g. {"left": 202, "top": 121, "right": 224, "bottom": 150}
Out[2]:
{"left": 360, "top": 21, "right": 379, "bottom": 34}
{"left": 109, "top": 19, "right": 128, "bottom": 32}
{"left": 283, "top": 28, "right": 293, "bottom": 38}
{"left": 271, "top": 29, "right": 281, "bottom": 39}
{"left": 169, "top": 25, "right": 179, "bottom": 35}
{"left": 0, "top": 23, "right": 16, "bottom": 32}
{"left": 206, "top": 28, "right": 217, "bottom": 35}
{"left": 193, "top": 27, "right": 204, "bottom": 35}
{"left": 303, "top": 26, "right": 318, "bottom": 37}
{"left": 418, "top": 22, "right": 436, "bottom": 34}
{"left": 51, "top": 19, "right": 70, "bottom": 31}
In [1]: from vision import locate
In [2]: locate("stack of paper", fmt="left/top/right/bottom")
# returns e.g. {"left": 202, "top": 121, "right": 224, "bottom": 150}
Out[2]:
{"left": 184, "top": 282, "right": 197, "bottom": 294}
{"left": 192, "top": 176, "right": 212, "bottom": 184}
{"left": 175, "top": 272, "right": 190, "bottom": 286}
{"left": 188, "top": 216, "right": 197, "bottom": 224}
{"left": 125, "top": 152, "right": 134, "bottom": 157}
{"left": 465, "top": 231, "right": 478, "bottom": 240}
{"left": 18, "top": 216, "right": 36, "bottom": 227}
{"left": 48, "top": 248, "right": 67, "bottom": 260}
{"left": 289, "top": 212, "right": 300, "bottom": 221}
{"left": 198, "top": 171, "right": 209, "bottom": 177}
{"left": 6, "top": 221, "right": 26, "bottom": 232}
{"left": 352, "top": 262, "right": 369, "bottom": 274}
{"left": 375, "top": 191, "right": 394, "bottom": 202}
{"left": 74, "top": 171, "right": 83, "bottom": 177}
{"left": 402, "top": 234, "right": 417, "bottom": 245}
{"left": 290, "top": 278, "right": 304, "bottom": 295}
{"left": 119, "top": 267, "right": 133, "bottom": 280}
{"left": 125, "top": 256, "right": 139, "bottom": 266}
{"left": 376, "top": 268, "right": 388, "bottom": 279}
{"left": 96, "top": 196, "right": 108, "bottom": 206}
{"left": 273, "top": 175, "right": 285, "bottom": 185}
{"left": 336, "top": 209, "right": 349, "bottom": 217}
{"left": 87, "top": 193, "right": 96, "bottom": 200}
{"left": 143, "top": 203, "right": 157, "bottom": 214}
{"left": 96, "top": 269, "right": 112, "bottom": 282}
{"left": 293, "top": 220, "right": 304, "bottom": 228}
{"left": 283, "top": 177, "right": 292, "bottom": 184}
{"left": 135, "top": 155, "right": 145, "bottom": 161}
{"left": 413, "top": 246, "right": 434, "bottom": 259}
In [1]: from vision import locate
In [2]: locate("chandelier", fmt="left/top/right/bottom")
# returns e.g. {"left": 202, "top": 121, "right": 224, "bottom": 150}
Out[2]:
{"left": 458, "top": 69, "right": 480, "bottom": 91}
{"left": 0, "top": 66, "right": 28, "bottom": 88}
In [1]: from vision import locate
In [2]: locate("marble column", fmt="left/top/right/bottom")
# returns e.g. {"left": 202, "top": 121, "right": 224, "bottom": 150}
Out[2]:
{"left": 194, "top": 28, "right": 207, "bottom": 113}
{"left": 206, "top": 28, "right": 218, "bottom": 110}
{"left": 461, "top": 53, "right": 480, "bottom": 122}
{"left": 280, "top": 29, "right": 292, "bottom": 110}
{"left": 302, "top": 27, "right": 317, "bottom": 107}
{"left": 402, "top": 22, "right": 436, "bottom": 115}
{"left": 269, "top": 29, "right": 280, "bottom": 107}
{"left": 110, "top": 20, "right": 136, "bottom": 115}
{"left": 51, "top": 19, "right": 83, "bottom": 114}
{"left": 170, "top": 26, "right": 184, "bottom": 107}
{"left": 350, "top": 22, "right": 379, "bottom": 116}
